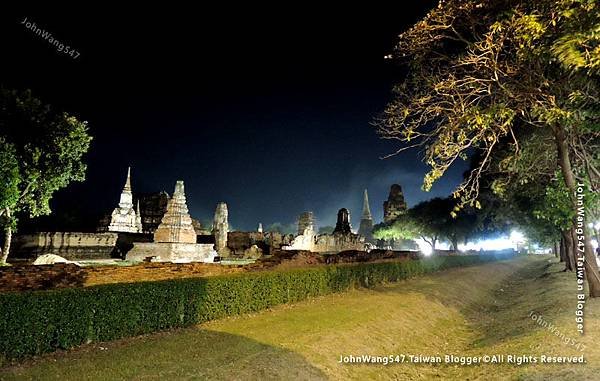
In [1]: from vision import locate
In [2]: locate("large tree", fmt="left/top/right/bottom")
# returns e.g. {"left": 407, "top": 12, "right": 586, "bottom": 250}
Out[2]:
{"left": 378, "top": 0, "right": 600, "bottom": 296}
{"left": 0, "top": 89, "right": 92, "bottom": 264}
{"left": 478, "top": 126, "right": 577, "bottom": 269}
{"left": 373, "top": 197, "right": 479, "bottom": 251}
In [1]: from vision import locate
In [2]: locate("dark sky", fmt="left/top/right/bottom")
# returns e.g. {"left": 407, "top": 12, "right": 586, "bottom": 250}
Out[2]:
{"left": 1, "top": 4, "right": 468, "bottom": 231}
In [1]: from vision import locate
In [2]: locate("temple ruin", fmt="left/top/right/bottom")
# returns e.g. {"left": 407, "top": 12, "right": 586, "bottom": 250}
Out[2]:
{"left": 333, "top": 208, "right": 352, "bottom": 235}
{"left": 153, "top": 181, "right": 197, "bottom": 244}
{"left": 297, "top": 212, "right": 316, "bottom": 236}
{"left": 358, "top": 189, "right": 374, "bottom": 243}
{"left": 284, "top": 208, "right": 366, "bottom": 253}
{"left": 136, "top": 191, "right": 169, "bottom": 233}
{"left": 106, "top": 167, "right": 143, "bottom": 233}
{"left": 10, "top": 173, "right": 411, "bottom": 263}
{"left": 212, "top": 202, "right": 229, "bottom": 256}
{"left": 383, "top": 184, "right": 407, "bottom": 223}
{"left": 126, "top": 181, "right": 216, "bottom": 262}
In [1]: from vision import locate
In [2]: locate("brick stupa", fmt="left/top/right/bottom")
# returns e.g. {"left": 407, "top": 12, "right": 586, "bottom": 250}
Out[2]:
{"left": 126, "top": 180, "right": 216, "bottom": 263}
{"left": 153, "top": 181, "right": 196, "bottom": 243}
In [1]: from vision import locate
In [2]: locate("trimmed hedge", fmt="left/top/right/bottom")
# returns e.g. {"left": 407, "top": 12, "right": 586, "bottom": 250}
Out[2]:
{"left": 0, "top": 254, "right": 513, "bottom": 360}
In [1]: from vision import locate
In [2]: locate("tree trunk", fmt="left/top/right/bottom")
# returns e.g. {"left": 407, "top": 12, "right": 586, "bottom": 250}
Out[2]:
{"left": 559, "top": 236, "right": 566, "bottom": 263}
{"left": 562, "top": 229, "right": 575, "bottom": 271}
{"left": 0, "top": 208, "right": 12, "bottom": 265}
{"left": 421, "top": 236, "right": 436, "bottom": 252}
{"left": 553, "top": 241, "right": 559, "bottom": 258}
{"left": 451, "top": 239, "right": 458, "bottom": 251}
{"left": 584, "top": 238, "right": 600, "bottom": 297}
{"left": 450, "top": 235, "right": 458, "bottom": 251}
{"left": 554, "top": 126, "right": 600, "bottom": 297}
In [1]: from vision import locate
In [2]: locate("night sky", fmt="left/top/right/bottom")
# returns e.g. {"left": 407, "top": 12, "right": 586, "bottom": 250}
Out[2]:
{"left": 1, "top": 4, "right": 468, "bottom": 232}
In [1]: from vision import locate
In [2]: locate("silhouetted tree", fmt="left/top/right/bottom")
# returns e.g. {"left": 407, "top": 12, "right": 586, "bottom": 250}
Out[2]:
{"left": 0, "top": 89, "right": 92, "bottom": 264}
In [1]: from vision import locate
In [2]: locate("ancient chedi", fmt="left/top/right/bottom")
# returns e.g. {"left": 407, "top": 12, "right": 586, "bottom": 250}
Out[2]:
{"left": 357, "top": 189, "right": 374, "bottom": 243}
{"left": 153, "top": 181, "right": 197, "bottom": 243}
{"left": 212, "top": 202, "right": 229, "bottom": 255}
{"left": 314, "top": 208, "right": 365, "bottom": 252}
{"left": 284, "top": 211, "right": 317, "bottom": 251}
{"left": 108, "top": 167, "right": 143, "bottom": 233}
{"left": 126, "top": 181, "right": 216, "bottom": 262}
{"left": 136, "top": 191, "right": 169, "bottom": 233}
{"left": 298, "top": 211, "right": 315, "bottom": 236}
{"left": 284, "top": 208, "right": 366, "bottom": 253}
{"left": 383, "top": 184, "right": 408, "bottom": 223}
{"left": 333, "top": 208, "right": 352, "bottom": 234}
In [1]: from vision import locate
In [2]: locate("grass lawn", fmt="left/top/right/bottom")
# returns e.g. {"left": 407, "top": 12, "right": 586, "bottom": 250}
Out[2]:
{"left": 1, "top": 255, "right": 598, "bottom": 380}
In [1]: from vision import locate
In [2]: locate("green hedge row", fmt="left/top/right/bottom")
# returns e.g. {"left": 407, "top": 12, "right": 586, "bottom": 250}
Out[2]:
{"left": 0, "top": 253, "right": 514, "bottom": 360}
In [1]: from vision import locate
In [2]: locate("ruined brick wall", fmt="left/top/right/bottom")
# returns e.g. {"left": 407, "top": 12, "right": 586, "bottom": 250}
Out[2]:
{"left": 113, "top": 232, "right": 153, "bottom": 258}
{"left": 226, "top": 231, "right": 268, "bottom": 257}
{"left": 10, "top": 232, "right": 119, "bottom": 260}
{"left": 264, "top": 232, "right": 293, "bottom": 252}
{"left": 313, "top": 233, "right": 366, "bottom": 253}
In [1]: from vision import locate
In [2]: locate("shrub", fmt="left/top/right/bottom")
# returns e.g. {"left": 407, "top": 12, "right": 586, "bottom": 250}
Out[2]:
{"left": 0, "top": 253, "right": 513, "bottom": 360}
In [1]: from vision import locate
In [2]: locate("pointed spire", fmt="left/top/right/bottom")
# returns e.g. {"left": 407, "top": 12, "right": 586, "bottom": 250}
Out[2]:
{"left": 109, "top": 166, "right": 139, "bottom": 232}
{"left": 358, "top": 189, "right": 375, "bottom": 242}
{"left": 117, "top": 166, "right": 133, "bottom": 210}
{"left": 135, "top": 200, "right": 143, "bottom": 233}
{"left": 123, "top": 166, "right": 132, "bottom": 192}
{"left": 362, "top": 189, "right": 372, "bottom": 220}
{"left": 173, "top": 180, "right": 185, "bottom": 199}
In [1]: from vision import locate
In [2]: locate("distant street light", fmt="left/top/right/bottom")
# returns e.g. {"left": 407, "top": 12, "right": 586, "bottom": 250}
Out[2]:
{"left": 510, "top": 230, "right": 526, "bottom": 253}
